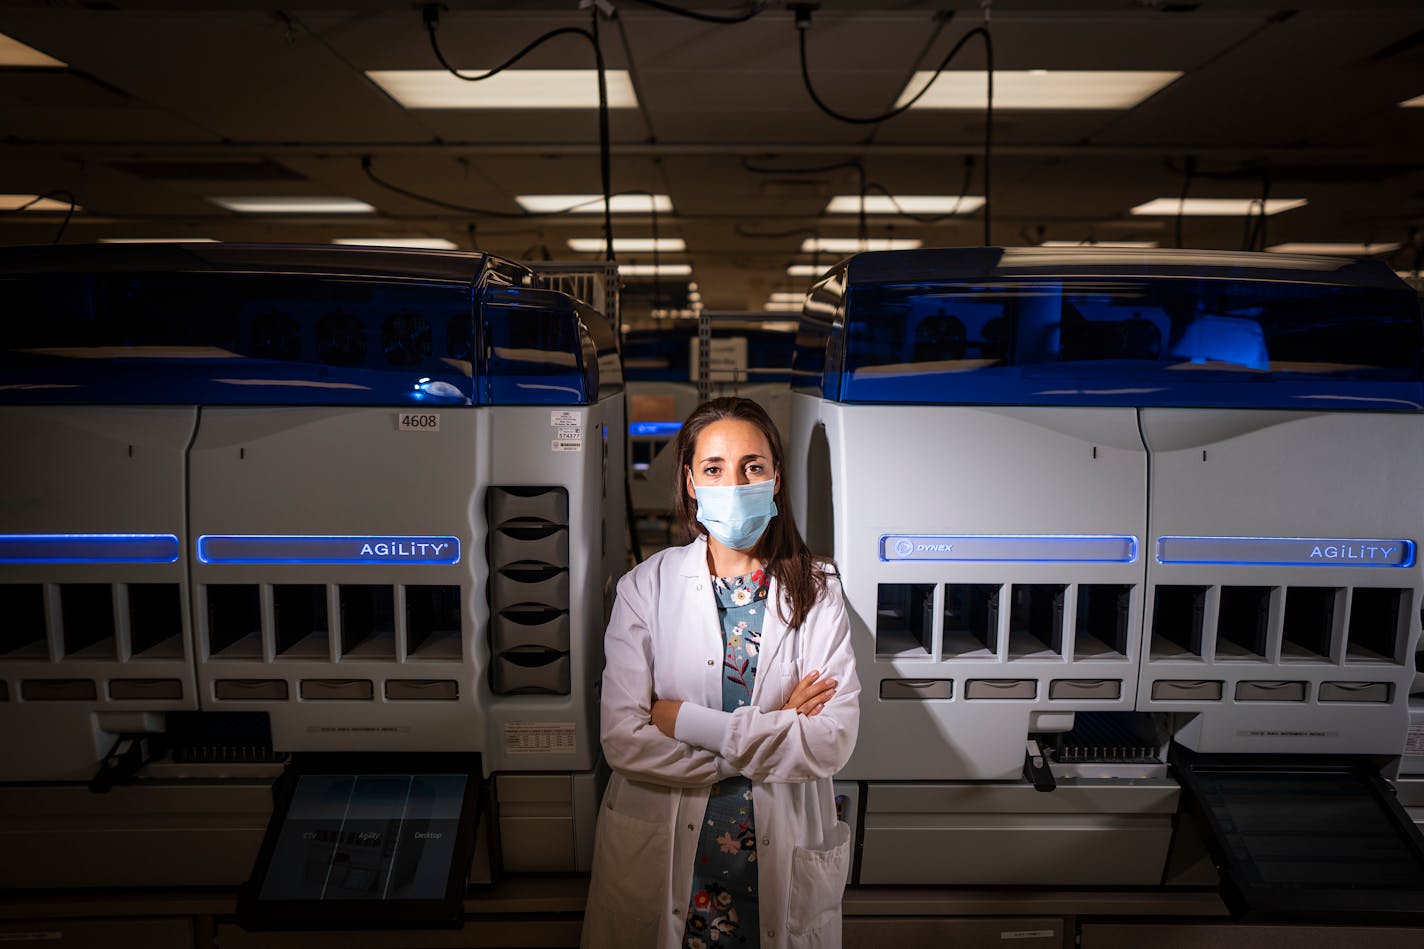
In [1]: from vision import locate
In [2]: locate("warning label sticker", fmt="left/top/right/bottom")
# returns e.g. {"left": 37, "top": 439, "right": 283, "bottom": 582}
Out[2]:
{"left": 505, "top": 722, "right": 578, "bottom": 755}
{"left": 1406, "top": 723, "right": 1424, "bottom": 757}
{"left": 551, "top": 410, "right": 582, "bottom": 452}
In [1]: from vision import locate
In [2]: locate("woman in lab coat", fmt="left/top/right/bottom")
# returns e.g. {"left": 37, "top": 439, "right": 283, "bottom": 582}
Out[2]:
{"left": 582, "top": 397, "right": 860, "bottom": 949}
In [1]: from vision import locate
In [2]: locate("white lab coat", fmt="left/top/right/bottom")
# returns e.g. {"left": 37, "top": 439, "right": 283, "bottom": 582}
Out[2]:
{"left": 582, "top": 536, "right": 860, "bottom": 949}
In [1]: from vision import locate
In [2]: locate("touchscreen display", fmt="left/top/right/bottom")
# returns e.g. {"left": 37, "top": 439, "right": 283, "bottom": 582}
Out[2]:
{"left": 257, "top": 773, "right": 467, "bottom": 902}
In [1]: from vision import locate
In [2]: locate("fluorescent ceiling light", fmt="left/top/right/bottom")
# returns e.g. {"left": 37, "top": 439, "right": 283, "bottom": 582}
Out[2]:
{"left": 99, "top": 238, "right": 218, "bottom": 244}
{"left": 367, "top": 69, "right": 637, "bottom": 109}
{"left": 1131, "top": 198, "right": 1308, "bottom": 216}
{"left": 211, "top": 196, "right": 375, "bottom": 214}
{"left": 620, "top": 263, "right": 692, "bottom": 277}
{"left": 894, "top": 70, "right": 1181, "bottom": 110}
{"left": 787, "top": 264, "right": 828, "bottom": 277}
{"left": 0, "top": 193, "right": 77, "bottom": 211}
{"left": 763, "top": 301, "right": 802, "bottom": 312}
{"left": 569, "top": 237, "right": 685, "bottom": 253}
{"left": 1400, "top": 94, "right": 1424, "bottom": 108}
{"left": 516, "top": 194, "right": 672, "bottom": 214}
{"left": 1266, "top": 242, "right": 1401, "bottom": 256}
{"left": 825, "top": 195, "right": 985, "bottom": 215}
{"left": 769, "top": 291, "right": 804, "bottom": 302}
{"left": 332, "top": 237, "right": 459, "bottom": 250}
{"left": 0, "top": 33, "right": 65, "bottom": 68}
{"left": 1040, "top": 240, "right": 1159, "bottom": 248}
{"left": 800, "top": 238, "right": 922, "bottom": 253}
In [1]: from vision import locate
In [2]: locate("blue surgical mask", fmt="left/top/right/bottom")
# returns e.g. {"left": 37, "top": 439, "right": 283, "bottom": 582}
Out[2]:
{"left": 694, "top": 480, "right": 778, "bottom": 551}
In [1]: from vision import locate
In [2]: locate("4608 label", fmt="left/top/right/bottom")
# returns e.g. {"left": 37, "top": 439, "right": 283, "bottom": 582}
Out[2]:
{"left": 397, "top": 413, "right": 440, "bottom": 431}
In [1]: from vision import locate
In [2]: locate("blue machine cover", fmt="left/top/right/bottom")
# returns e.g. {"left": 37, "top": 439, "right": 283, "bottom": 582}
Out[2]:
{"left": 0, "top": 243, "right": 621, "bottom": 406}
{"left": 793, "top": 247, "right": 1424, "bottom": 410}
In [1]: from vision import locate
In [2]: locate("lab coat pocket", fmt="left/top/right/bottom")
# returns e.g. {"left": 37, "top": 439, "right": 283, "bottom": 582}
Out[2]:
{"left": 586, "top": 803, "right": 663, "bottom": 917}
{"left": 786, "top": 820, "right": 851, "bottom": 938}
{"left": 584, "top": 805, "right": 669, "bottom": 944}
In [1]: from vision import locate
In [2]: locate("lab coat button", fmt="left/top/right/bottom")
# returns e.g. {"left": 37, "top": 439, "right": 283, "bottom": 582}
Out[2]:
{"left": 761, "top": 837, "right": 770, "bottom": 846}
{"left": 707, "top": 659, "right": 714, "bottom": 666}
{"left": 687, "top": 823, "right": 695, "bottom": 831}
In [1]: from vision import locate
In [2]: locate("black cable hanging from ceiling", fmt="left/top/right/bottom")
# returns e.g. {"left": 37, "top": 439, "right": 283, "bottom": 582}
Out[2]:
{"left": 1173, "top": 156, "right": 1196, "bottom": 249}
{"left": 793, "top": 6, "right": 993, "bottom": 245}
{"left": 628, "top": 0, "right": 764, "bottom": 25}
{"left": 741, "top": 157, "right": 868, "bottom": 241}
{"left": 864, "top": 156, "right": 975, "bottom": 225}
{"left": 1246, "top": 168, "right": 1271, "bottom": 252}
{"left": 421, "top": 4, "right": 615, "bottom": 261}
{"left": 0, "top": 190, "right": 78, "bottom": 243}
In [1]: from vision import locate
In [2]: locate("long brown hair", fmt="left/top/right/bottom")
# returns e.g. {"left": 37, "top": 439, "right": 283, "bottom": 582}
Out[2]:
{"left": 671, "top": 397, "right": 833, "bottom": 630}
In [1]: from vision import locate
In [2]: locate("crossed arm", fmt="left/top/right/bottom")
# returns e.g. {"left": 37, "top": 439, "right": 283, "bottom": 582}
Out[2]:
{"left": 601, "top": 574, "right": 859, "bottom": 787}
{"left": 649, "top": 670, "right": 838, "bottom": 737}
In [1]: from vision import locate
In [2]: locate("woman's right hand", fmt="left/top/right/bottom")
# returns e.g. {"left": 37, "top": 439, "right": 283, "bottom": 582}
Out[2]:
{"left": 781, "top": 670, "right": 837, "bottom": 716}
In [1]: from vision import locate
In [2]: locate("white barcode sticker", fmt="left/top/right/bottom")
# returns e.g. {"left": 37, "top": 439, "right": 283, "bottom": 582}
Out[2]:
{"left": 551, "top": 410, "right": 582, "bottom": 451}
{"left": 505, "top": 721, "right": 577, "bottom": 755}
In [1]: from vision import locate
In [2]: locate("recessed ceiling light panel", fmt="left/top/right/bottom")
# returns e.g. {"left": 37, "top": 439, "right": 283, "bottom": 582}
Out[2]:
{"left": 333, "top": 237, "right": 460, "bottom": 249}
{"left": 367, "top": 69, "right": 637, "bottom": 109}
{"left": 0, "top": 33, "right": 65, "bottom": 68}
{"left": 517, "top": 194, "right": 672, "bottom": 213}
{"left": 1131, "top": 198, "right": 1308, "bottom": 216}
{"left": 894, "top": 70, "right": 1181, "bottom": 110}
{"left": 1266, "top": 242, "right": 1401, "bottom": 255}
{"left": 800, "top": 238, "right": 923, "bottom": 253}
{"left": 1040, "top": 240, "right": 1159, "bottom": 248}
{"left": 0, "top": 193, "right": 77, "bottom": 212}
{"left": 568, "top": 237, "right": 685, "bottom": 253}
{"left": 619, "top": 263, "right": 692, "bottom": 277}
{"left": 825, "top": 195, "right": 985, "bottom": 214}
{"left": 210, "top": 196, "right": 376, "bottom": 213}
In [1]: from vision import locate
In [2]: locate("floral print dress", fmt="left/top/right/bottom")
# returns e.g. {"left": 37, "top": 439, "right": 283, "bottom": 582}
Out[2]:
{"left": 681, "top": 569, "right": 769, "bottom": 949}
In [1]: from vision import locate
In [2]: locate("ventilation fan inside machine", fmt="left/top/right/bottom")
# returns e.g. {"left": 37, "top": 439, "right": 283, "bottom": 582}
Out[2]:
{"left": 316, "top": 309, "right": 368, "bottom": 366}
{"left": 381, "top": 310, "right": 433, "bottom": 366}
{"left": 248, "top": 311, "right": 301, "bottom": 361}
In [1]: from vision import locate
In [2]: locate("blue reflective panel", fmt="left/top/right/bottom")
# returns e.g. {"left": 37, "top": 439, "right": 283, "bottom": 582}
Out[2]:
{"left": 822, "top": 273, "right": 1424, "bottom": 409}
{"left": 480, "top": 287, "right": 620, "bottom": 405}
{"left": 743, "top": 328, "right": 795, "bottom": 382}
{"left": 622, "top": 325, "right": 692, "bottom": 381}
{"left": 880, "top": 533, "right": 1138, "bottom": 563}
{"left": 197, "top": 535, "right": 461, "bottom": 565}
{"left": 622, "top": 325, "right": 795, "bottom": 383}
{"left": 0, "top": 533, "right": 180, "bottom": 563}
{"left": 0, "top": 272, "right": 475, "bottom": 405}
{"left": 629, "top": 421, "right": 683, "bottom": 437}
{"left": 1157, "top": 536, "right": 1415, "bottom": 568}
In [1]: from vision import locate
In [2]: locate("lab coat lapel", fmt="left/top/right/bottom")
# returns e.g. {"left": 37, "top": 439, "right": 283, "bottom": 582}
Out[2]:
{"left": 677, "top": 537, "right": 723, "bottom": 707}
{"left": 752, "top": 576, "right": 789, "bottom": 707}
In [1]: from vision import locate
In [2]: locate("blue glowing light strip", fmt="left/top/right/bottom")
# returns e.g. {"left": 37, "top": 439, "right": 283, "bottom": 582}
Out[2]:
{"left": 880, "top": 534, "right": 1138, "bottom": 564}
{"left": 629, "top": 421, "right": 683, "bottom": 437}
{"left": 197, "top": 535, "right": 461, "bottom": 566}
{"left": 1157, "top": 536, "right": 1415, "bottom": 568}
{"left": 0, "top": 533, "right": 181, "bottom": 564}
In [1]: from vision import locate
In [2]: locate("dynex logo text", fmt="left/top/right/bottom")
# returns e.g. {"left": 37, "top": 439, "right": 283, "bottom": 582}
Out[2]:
{"left": 358, "top": 541, "right": 451, "bottom": 558}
